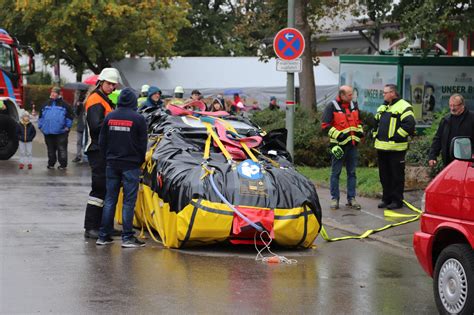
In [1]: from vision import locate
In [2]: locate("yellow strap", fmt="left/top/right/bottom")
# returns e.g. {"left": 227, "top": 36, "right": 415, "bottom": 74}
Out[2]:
{"left": 138, "top": 185, "right": 162, "bottom": 244}
{"left": 321, "top": 199, "right": 421, "bottom": 242}
{"left": 200, "top": 164, "right": 214, "bottom": 180}
{"left": 251, "top": 148, "right": 280, "bottom": 168}
{"left": 240, "top": 142, "right": 258, "bottom": 162}
{"left": 203, "top": 122, "right": 233, "bottom": 161}
{"left": 203, "top": 133, "right": 212, "bottom": 160}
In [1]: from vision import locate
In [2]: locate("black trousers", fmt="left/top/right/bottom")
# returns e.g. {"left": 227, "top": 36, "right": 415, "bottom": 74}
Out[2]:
{"left": 44, "top": 133, "right": 68, "bottom": 167}
{"left": 84, "top": 150, "right": 106, "bottom": 230}
{"left": 377, "top": 150, "right": 406, "bottom": 205}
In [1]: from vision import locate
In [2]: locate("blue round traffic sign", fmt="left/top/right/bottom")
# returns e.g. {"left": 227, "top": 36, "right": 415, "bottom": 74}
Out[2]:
{"left": 273, "top": 28, "right": 305, "bottom": 60}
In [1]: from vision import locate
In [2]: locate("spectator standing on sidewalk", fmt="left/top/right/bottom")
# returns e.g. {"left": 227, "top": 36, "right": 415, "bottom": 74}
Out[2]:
{"left": 73, "top": 90, "right": 87, "bottom": 163}
{"left": 96, "top": 88, "right": 147, "bottom": 248}
{"left": 374, "top": 84, "right": 416, "bottom": 210}
{"left": 16, "top": 111, "right": 36, "bottom": 169}
{"left": 38, "top": 86, "right": 73, "bottom": 170}
{"left": 428, "top": 93, "right": 474, "bottom": 169}
{"left": 83, "top": 68, "right": 122, "bottom": 239}
{"left": 322, "top": 85, "right": 364, "bottom": 210}
{"left": 268, "top": 96, "right": 280, "bottom": 110}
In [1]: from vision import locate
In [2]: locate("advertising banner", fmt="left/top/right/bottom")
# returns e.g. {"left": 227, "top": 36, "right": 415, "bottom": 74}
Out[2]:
{"left": 403, "top": 66, "right": 474, "bottom": 123}
{"left": 340, "top": 63, "right": 398, "bottom": 113}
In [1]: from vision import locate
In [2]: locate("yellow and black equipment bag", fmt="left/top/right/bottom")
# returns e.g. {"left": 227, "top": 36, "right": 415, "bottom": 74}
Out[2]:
{"left": 116, "top": 107, "right": 322, "bottom": 248}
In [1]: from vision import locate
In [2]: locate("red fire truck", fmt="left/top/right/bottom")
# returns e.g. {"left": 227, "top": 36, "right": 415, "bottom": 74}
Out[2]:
{"left": 0, "top": 28, "right": 34, "bottom": 159}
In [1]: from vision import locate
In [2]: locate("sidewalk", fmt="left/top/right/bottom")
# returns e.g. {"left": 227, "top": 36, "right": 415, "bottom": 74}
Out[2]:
{"left": 316, "top": 182, "right": 423, "bottom": 251}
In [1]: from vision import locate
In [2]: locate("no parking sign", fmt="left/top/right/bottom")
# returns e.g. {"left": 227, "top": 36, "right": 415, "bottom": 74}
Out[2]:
{"left": 273, "top": 28, "right": 305, "bottom": 61}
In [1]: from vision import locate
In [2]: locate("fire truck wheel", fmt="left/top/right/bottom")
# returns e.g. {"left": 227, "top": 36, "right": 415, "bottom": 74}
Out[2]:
{"left": 0, "top": 115, "right": 19, "bottom": 160}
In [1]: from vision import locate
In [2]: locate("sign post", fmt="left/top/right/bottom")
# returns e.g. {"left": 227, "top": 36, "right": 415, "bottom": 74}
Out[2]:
{"left": 273, "top": 14, "right": 305, "bottom": 159}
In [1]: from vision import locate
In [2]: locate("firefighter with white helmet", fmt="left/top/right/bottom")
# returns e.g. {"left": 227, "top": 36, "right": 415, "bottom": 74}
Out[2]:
{"left": 137, "top": 84, "right": 150, "bottom": 107}
{"left": 83, "top": 67, "right": 122, "bottom": 239}
{"left": 171, "top": 86, "right": 185, "bottom": 105}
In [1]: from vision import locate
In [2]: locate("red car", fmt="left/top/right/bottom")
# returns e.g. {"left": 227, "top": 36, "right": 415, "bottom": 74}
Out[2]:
{"left": 414, "top": 137, "right": 474, "bottom": 315}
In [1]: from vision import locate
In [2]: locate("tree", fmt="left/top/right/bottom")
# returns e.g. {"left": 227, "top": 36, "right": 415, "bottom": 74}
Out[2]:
{"left": 175, "top": 0, "right": 279, "bottom": 56}
{"left": 232, "top": 0, "right": 358, "bottom": 111}
{"left": 393, "top": 0, "right": 474, "bottom": 51}
{"left": 174, "top": 0, "right": 235, "bottom": 56}
{"left": 0, "top": 0, "right": 190, "bottom": 80}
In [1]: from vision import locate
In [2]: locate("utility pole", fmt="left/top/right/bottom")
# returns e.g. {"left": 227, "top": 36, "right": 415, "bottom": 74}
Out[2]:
{"left": 286, "top": 0, "right": 295, "bottom": 159}
{"left": 54, "top": 49, "right": 61, "bottom": 86}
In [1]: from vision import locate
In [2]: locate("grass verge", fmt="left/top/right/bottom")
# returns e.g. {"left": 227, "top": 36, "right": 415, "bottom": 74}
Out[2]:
{"left": 297, "top": 166, "right": 382, "bottom": 198}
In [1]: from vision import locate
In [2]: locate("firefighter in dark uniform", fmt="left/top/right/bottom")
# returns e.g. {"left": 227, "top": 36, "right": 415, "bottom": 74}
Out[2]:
{"left": 374, "top": 84, "right": 416, "bottom": 210}
{"left": 83, "top": 68, "right": 122, "bottom": 239}
{"left": 322, "top": 85, "right": 364, "bottom": 210}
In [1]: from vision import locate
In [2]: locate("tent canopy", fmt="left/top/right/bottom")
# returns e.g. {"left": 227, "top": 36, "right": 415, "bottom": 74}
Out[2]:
{"left": 114, "top": 57, "right": 338, "bottom": 107}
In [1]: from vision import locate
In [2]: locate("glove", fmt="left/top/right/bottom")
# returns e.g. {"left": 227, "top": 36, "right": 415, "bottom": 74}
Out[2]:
{"left": 331, "top": 145, "right": 344, "bottom": 159}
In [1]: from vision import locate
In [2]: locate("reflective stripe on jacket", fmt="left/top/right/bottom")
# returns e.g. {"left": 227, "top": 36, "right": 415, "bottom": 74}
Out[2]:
{"left": 323, "top": 100, "right": 363, "bottom": 146}
{"left": 85, "top": 90, "right": 115, "bottom": 152}
{"left": 374, "top": 98, "right": 416, "bottom": 151}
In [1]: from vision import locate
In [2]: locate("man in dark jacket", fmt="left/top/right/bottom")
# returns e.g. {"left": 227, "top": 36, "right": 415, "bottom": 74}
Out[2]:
{"left": 374, "top": 84, "right": 416, "bottom": 210}
{"left": 429, "top": 93, "right": 474, "bottom": 168}
{"left": 38, "top": 86, "right": 73, "bottom": 170}
{"left": 83, "top": 68, "right": 121, "bottom": 239}
{"left": 96, "top": 88, "right": 148, "bottom": 248}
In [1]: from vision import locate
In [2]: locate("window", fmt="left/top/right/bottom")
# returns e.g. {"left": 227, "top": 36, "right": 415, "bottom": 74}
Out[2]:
{"left": 0, "top": 43, "right": 13, "bottom": 72}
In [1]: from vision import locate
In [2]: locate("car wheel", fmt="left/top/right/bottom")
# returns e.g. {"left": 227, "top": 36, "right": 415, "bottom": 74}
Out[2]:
{"left": 0, "top": 115, "right": 19, "bottom": 160}
{"left": 433, "top": 243, "right": 474, "bottom": 315}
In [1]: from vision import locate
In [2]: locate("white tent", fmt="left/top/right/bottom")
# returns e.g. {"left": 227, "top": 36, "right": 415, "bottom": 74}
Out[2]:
{"left": 114, "top": 56, "right": 338, "bottom": 108}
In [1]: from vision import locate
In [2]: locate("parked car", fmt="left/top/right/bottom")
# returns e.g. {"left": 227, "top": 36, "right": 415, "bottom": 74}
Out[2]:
{"left": 413, "top": 137, "right": 474, "bottom": 315}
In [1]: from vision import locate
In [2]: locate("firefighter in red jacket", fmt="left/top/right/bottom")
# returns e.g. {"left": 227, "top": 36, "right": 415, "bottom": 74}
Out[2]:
{"left": 322, "top": 85, "right": 364, "bottom": 210}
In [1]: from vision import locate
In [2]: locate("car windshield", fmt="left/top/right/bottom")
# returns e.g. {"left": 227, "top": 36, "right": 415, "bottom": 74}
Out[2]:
{"left": 0, "top": 43, "right": 14, "bottom": 73}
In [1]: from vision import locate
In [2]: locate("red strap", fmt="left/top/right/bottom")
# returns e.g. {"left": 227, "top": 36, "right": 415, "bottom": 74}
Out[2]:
{"left": 230, "top": 207, "right": 274, "bottom": 245}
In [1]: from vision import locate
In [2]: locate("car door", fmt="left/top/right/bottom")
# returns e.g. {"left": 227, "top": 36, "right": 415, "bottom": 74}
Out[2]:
{"left": 461, "top": 160, "right": 474, "bottom": 225}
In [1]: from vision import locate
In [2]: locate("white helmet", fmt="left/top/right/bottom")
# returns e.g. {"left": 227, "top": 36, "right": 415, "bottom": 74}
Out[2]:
{"left": 174, "top": 86, "right": 184, "bottom": 94}
{"left": 98, "top": 68, "right": 121, "bottom": 84}
{"left": 141, "top": 84, "right": 150, "bottom": 93}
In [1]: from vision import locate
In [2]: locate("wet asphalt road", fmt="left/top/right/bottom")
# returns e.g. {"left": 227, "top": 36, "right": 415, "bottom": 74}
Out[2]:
{"left": 0, "top": 141, "right": 438, "bottom": 314}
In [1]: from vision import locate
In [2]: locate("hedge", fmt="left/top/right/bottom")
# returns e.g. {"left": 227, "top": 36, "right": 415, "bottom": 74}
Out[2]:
{"left": 23, "top": 85, "right": 52, "bottom": 112}
{"left": 251, "top": 106, "right": 377, "bottom": 167}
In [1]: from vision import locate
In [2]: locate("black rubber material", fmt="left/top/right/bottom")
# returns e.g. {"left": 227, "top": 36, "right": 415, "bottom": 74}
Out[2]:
{"left": 0, "top": 115, "right": 19, "bottom": 160}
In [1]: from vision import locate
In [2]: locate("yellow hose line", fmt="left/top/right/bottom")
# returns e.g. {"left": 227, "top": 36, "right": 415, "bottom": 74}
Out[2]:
{"left": 321, "top": 199, "right": 421, "bottom": 242}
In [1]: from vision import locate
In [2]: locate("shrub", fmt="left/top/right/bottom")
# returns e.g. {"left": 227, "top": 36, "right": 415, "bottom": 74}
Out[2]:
{"left": 251, "top": 106, "right": 377, "bottom": 167}
{"left": 406, "top": 109, "right": 448, "bottom": 177}
{"left": 24, "top": 85, "right": 52, "bottom": 111}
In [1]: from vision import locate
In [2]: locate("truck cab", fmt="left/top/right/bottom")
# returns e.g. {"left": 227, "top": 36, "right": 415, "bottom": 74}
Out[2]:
{"left": 0, "top": 28, "right": 34, "bottom": 160}
{"left": 414, "top": 137, "right": 474, "bottom": 315}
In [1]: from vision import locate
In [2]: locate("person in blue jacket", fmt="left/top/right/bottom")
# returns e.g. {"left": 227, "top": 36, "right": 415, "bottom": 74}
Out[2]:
{"left": 140, "top": 86, "right": 163, "bottom": 110}
{"left": 38, "top": 87, "right": 73, "bottom": 170}
{"left": 96, "top": 88, "right": 148, "bottom": 248}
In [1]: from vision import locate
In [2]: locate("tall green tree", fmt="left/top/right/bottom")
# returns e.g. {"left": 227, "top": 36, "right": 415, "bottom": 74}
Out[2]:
{"left": 174, "top": 0, "right": 234, "bottom": 56}
{"left": 393, "top": 0, "right": 474, "bottom": 51}
{"left": 0, "top": 0, "right": 190, "bottom": 80}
